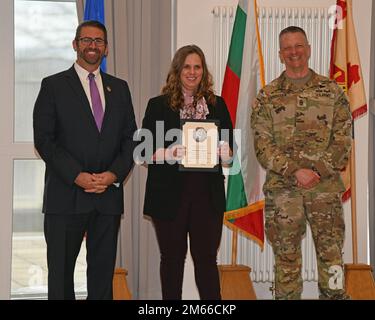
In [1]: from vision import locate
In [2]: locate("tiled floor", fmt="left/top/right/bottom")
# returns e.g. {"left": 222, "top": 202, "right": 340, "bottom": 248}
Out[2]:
{"left": 11, "top": 232, "right": 87, "bottom": 299}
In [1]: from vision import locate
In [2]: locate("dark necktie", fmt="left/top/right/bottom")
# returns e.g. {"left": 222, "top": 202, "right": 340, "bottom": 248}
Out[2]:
{"left": 88, "top": 73, "right": 104, "bottom": 131}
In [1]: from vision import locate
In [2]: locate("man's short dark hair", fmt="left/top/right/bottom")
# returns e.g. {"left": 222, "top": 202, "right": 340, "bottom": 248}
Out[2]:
{"left": 279, "top": 26, "right": 308, "bottom": 47}
{"left": 75, "top": 20, "right": 108, "bottom": 43}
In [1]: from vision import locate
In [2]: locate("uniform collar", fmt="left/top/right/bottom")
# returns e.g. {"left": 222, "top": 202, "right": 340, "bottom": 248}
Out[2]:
{"left": 278, "top": 68, "right": 318, "bottom": 91}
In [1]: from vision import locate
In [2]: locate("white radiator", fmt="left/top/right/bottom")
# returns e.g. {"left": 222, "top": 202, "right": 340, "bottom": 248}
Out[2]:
{"left": 213, "top": 6, "right": 334, "bottom": 283}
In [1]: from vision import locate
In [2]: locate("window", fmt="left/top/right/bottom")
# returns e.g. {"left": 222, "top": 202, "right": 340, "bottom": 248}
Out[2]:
{"left": 11, "top": 0, "right": 86, "bottom": 299}
{"left": 14, "top": 0, "right": 78, "bottom": 142}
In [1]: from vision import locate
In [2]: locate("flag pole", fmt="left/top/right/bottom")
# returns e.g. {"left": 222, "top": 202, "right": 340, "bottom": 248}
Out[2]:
{"left": 231, "top": 229, "right": 238, "bottom": 266}
{"left": 349, "top": 142, "right": 358, "bottom": 263}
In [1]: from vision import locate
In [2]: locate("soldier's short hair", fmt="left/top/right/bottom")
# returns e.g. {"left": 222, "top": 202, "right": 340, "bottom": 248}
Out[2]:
{"left": 279, "top": 26, "right": 308, "bottom": 47}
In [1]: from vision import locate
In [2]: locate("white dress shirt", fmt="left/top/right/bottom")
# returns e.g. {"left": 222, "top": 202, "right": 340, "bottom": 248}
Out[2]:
{"left": 74, "top": 62, "right": 106, "bottom": 112}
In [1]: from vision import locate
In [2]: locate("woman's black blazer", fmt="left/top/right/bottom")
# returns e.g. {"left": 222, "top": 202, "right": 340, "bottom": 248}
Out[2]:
{"left": 140, "top": 94, "right": 233, "bottom": 220}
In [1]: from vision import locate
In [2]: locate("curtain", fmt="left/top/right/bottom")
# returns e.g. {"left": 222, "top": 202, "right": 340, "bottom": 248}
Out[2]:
{"left": 76, "top": 0, "right": 84, "bottom": 23}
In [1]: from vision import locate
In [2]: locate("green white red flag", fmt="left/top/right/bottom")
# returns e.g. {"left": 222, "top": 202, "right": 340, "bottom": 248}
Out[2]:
{"left": 222, "top": 0, "right": 265, "bottom": 248}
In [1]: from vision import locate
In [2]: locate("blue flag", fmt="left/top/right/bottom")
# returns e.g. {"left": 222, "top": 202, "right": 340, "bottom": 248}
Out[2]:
{"left": 84, "top": 0, "right": 106, "bottom": 72}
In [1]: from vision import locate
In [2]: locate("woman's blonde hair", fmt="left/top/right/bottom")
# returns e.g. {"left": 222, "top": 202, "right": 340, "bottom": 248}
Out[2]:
{"left": 162, "top": 45, "right": 216, "bottom": 111}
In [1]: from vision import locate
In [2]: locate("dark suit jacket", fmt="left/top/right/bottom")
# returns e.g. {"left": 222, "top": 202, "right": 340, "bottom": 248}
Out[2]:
{"left": 33, "top": 65, "right": 137, "bottom": 215}
{"left": 141, "top": 94, "right": 233, "bottom": 220}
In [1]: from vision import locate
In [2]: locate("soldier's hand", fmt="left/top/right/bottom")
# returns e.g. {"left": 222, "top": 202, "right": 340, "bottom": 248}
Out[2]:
{"left": 295, "top": 168, "right": 320, "bottom": 189}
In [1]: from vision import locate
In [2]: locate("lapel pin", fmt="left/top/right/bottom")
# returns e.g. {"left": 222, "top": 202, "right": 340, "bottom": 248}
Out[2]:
{"left": 106, "top": 86, "right": 112, "bottom": 92}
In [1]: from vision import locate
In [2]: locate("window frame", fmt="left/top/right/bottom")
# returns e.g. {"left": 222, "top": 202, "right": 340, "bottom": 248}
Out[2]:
{"left": 0, "top": 0, "right": 77, "bottom": 299}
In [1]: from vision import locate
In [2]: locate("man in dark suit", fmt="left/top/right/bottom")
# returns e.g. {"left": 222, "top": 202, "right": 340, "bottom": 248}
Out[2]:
{"left": 33, "top": 20, "right": 137, "bottom": 300}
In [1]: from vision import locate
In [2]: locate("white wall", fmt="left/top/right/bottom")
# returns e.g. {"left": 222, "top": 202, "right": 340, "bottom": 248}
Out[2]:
{"left": 349, "top": 0, "right": 371, "bottom": 266}
{"left": 176, "top": 0, "right": 237, "bottom": 72}
{"left": 175, "top": 0, "right": 372, "bottom": 299}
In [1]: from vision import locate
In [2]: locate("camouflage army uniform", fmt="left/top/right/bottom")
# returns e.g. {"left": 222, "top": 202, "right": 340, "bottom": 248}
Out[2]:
{"left": 251, "top": 70, "right": 352, "bottom": 299}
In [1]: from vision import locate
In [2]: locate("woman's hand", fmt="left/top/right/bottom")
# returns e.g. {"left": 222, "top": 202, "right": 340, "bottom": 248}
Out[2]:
{"left": 218, "top": 141, "right": 233, "bottom": 165}
{"left": 152, "top": 145, "right": 186, "bottom": 162}
{"left": 165, "top": 144, "right": 186, "bottom": 161}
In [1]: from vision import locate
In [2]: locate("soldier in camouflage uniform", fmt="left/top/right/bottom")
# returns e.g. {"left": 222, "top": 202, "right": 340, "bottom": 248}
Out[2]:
{"left": 251, "top": 26, "right": 352, "bottom": 299}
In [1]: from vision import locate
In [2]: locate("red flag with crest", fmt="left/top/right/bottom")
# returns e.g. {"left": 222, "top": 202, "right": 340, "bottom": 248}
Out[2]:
{"left": 329, "top": 0, "right": 367, "bottom": 201}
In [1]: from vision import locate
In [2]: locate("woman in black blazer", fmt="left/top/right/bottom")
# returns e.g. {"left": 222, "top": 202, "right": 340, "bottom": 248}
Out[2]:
{"left": 140, "top": 45, "right": 233, "bottom": 300}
